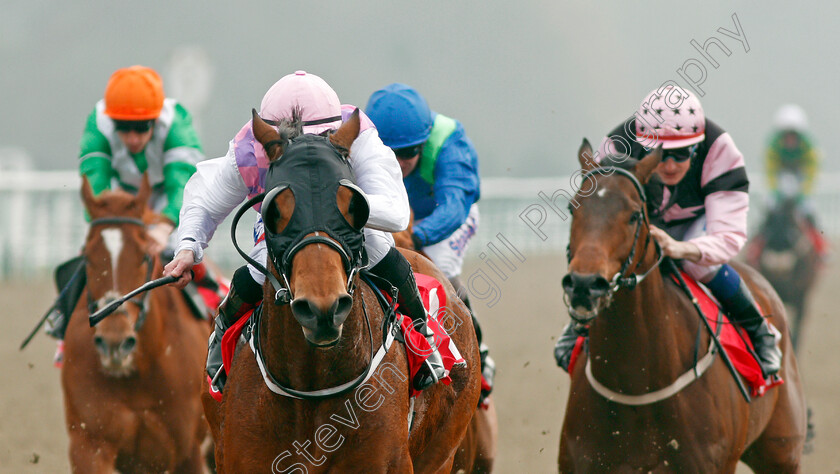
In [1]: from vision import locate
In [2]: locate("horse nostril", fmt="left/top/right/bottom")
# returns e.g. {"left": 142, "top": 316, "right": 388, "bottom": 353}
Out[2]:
{"left": 291, "top": 299, "right": 317, "bottom": 328}
{"left": 332, "top": 295, "right": 353, "bottom": 325}
{"left": 121, "top": 336, "right": 137, "bottom": 354}
{"left": 93, "top": 335, "right": 107, "bottom": 353}
{"left": 590, "top": 276, "right": 610, "bottom": 297}
{"left": 564, "top": 272, "right": 610, "bottom": 299}
{"left": 562, "top": 274, "right": 575, "bottom": 294}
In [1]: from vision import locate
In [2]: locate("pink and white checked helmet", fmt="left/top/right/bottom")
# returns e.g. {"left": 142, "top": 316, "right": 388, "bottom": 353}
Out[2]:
{"left": 635, "top": 85, "right": 705, "bottom": 149}
{"left": 259, "top": 71, "right": 342, "bottom": 134}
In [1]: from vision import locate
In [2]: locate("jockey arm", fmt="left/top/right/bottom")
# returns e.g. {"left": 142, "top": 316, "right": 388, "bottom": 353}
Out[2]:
{"left": 349, "top": 128, "right": 411, "bottom": 233}
{"left": 79, "top": 108, "right": 115, "bottom": 201}
{"left": 175, "top": 141, "right": 248, "bottom": 264}
{"left": 800, "top": 146, "right": 819, "bottom": 196}
{"left": 412, "top": 143, "right": 478, "bottom": 247}
{"left": 166, "top": 142, "right": 249, "bottom": 287}
{"left": 159, "top": 102, "right": 203, "bottom": 226}
{"left": 687, "top": 134, "right": 749, "bottom": 267}
{"left": 765, "top": 145, "right": 781, "bottom": 194}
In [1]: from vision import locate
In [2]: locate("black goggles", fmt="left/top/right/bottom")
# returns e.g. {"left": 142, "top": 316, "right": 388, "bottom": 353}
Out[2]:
{"left": 663, "top": 144, "right": 698, "bottom": 163}
{"left": 114, "top": 120, "right": 155, "bottom": 133}
{"left": 393, "top": 144, "right": 422, "bottom": 159}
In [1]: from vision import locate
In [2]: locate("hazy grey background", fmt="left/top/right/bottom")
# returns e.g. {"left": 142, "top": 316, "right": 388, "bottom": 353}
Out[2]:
{"left": 1, "top": 0, "right": 836, "bottom": 178}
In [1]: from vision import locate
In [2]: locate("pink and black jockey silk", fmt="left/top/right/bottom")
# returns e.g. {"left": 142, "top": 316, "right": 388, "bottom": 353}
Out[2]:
{"left": 605, "top": 118, "right": 749, "bottom": 228}
{"left": 260, "top": 134, "right": 370, "bottom": 275}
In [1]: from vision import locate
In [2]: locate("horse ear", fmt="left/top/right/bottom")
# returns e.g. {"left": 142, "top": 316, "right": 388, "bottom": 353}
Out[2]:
{"left": 329, "top": 108, "right": 359, "bottom": 154}
{"left": 635, "top": 146, "right": 663, "bottom": 184}
{"left": 578, "top": 138, "right": 598, "bottom": 172}
{"left": 252, "top": 109, "right": 284, "bottom": 161}
{"left": 135, "top": 173, "right": 151, "bottom": 208}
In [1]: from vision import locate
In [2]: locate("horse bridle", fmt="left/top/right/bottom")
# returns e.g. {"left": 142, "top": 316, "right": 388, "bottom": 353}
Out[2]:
{"left": 565, "top": 167, "right": 664, "bottom": 316}
{"left": 566, "top": 168, "right": 753, "bottom": 404}
{"left": 86, "top": 216, "right": 155, "bottom": 331}
{"left": 249, "top": 273, "right": 401, "bottom": 400}
{"left": 228, "top": 190, "right": 396, "bottom": 399}
{"left": 230, "top": 191, "right": 366, "bottom": 307}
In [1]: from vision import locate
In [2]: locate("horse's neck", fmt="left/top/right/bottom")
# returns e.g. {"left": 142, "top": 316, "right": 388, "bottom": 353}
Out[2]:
{"left": 587, "top": 267, "right": 700, "bottom": 393}
{"left": 260, "top": 287, "right": 373, "bottom": 391}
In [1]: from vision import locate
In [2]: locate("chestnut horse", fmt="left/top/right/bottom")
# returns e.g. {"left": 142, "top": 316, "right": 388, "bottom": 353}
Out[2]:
{"left": 394, "top": 219, "right": 497, "bottom": 473}
{"left": 61, "top": 177, "right": 210, "bottom": 472}
{"left": 203, "top": 110, "right": 481, "bottom": 472}
{"left": 558, "top": 141, "right": 807, "bottom": 472}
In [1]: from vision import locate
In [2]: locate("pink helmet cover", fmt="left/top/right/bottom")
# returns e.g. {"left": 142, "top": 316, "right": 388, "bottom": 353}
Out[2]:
{"left": 259, "top": 71, "right": 342, "bottom": 134}
{"left": 635, "top": 84, "right": 705, "bottom": 149}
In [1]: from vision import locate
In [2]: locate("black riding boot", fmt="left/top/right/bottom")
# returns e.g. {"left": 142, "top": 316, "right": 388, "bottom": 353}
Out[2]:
{"left": 206, "top": 266, "right": 262, "bottom": 392}
{"left": 717, "top": 280, "right": 782, "bottom": 377}
{"left": 554, "top": 322, "right": 587, "bottom": 373}
{"left": 371, "top": 248, "right": 446, "bottom": 391}
{"left": 45, "top": 256, "right": 87, "bottom": 340}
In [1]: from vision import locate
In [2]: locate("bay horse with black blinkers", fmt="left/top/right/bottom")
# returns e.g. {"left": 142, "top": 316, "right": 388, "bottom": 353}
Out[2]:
{"left": 203, "top": 109, "right": 481, "bottom": 472}
{"left": 61, "top": 177, "right": 210, "bottom": 472}
{"left": 558, "top": 140, "right": 807, "bottom": 472}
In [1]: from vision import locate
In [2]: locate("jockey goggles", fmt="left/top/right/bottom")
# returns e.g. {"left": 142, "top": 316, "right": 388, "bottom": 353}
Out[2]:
{"left": 662, "top": 144, "right": 698, "bottom": 163}
{"left": 114, "top": 119, "right": 155, "bottom": 133}
{"left": 393, "top": 144, "right": 422, "bottom": 159}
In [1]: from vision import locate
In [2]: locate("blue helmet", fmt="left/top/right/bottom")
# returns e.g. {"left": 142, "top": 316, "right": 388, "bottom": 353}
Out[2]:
{"left": 365, "top": 83, "right": 433, "bottom": 149}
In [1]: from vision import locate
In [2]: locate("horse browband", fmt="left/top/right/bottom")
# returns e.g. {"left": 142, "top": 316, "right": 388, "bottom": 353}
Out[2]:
{"left": 90, "top": 216, "right": 146, "bottom": 227}
{"left": 580, "top": 166, "right": 647, "bottom": 203}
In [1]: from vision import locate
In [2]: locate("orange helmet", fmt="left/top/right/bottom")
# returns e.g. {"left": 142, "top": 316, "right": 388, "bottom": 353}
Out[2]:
{"left": 103, "top": 66, "right": 165, "bottom": 120}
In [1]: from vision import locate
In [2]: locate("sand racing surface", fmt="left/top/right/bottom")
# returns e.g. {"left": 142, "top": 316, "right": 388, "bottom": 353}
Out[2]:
{"left": 2, "top": 255, "right": 838, "bottom": 472}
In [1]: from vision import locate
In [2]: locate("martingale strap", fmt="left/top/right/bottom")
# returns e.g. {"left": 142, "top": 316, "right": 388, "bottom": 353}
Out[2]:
{"left": 585, "top": 338, "right": 716, "bottom": 406}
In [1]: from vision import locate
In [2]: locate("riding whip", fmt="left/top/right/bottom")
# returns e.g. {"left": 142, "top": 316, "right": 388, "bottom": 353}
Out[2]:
{"left": 89, "top": 275, "right": 178, "bottom": 327}
{"left": 20, "top": 258, "right": 86, "bottom": 351}
{"left": 667, "top": 259, "right": 752, "bottom": 403}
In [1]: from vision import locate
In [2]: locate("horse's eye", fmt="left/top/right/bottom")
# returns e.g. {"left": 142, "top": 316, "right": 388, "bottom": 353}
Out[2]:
{"left": 629, "top": 212, "right": 640, "bottom": 224}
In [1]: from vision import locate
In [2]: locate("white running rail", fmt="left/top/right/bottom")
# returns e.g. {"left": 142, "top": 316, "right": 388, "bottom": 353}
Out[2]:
{"left": 1, "top": 170, "right": 839, "bottom": 278}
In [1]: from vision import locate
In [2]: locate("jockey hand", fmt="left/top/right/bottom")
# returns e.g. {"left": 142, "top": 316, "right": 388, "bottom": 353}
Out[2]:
{"left": 147, "top": 222, "right": 174, "bottom": 256}
{"left": 649, "top": 226, "right": 702, "bottom": 262}
{"left": 164, "top": 249, "right": 195, "bottom": 289}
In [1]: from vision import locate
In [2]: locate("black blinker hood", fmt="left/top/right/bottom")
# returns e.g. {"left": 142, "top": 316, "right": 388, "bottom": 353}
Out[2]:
{"left": 260, "top": 134, "right": 369, "bottom": 274}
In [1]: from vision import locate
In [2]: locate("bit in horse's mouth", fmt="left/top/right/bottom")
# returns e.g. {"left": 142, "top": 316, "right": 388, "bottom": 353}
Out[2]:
{"left": 569, "top": 305, "right": 599, "bottom": 322}
{"left": 309, "top": 338, "right": 340, "bottom": 349}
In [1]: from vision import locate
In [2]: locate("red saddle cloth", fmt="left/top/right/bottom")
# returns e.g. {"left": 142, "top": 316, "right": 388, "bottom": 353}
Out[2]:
{"left": 212, "top": 272, "right": 465, "bottom": 402}
{"left": 569, "top": 271, "right": 783, "bottom": 397}
{"left": 195, "top": 280, "right": 229, "bottom": 314}
{"left": 396, "top": 273, "right": 466, "bottom": 398}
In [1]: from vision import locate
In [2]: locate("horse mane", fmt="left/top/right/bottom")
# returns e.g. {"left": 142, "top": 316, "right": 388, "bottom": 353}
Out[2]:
{"left": 275, "top": 107, "right": 304, "bottom": 143}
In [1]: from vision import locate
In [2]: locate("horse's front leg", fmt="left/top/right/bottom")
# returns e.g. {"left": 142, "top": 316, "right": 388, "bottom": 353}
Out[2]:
{"left": 68, "top": 433, "right": 117, "bottom": 474}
